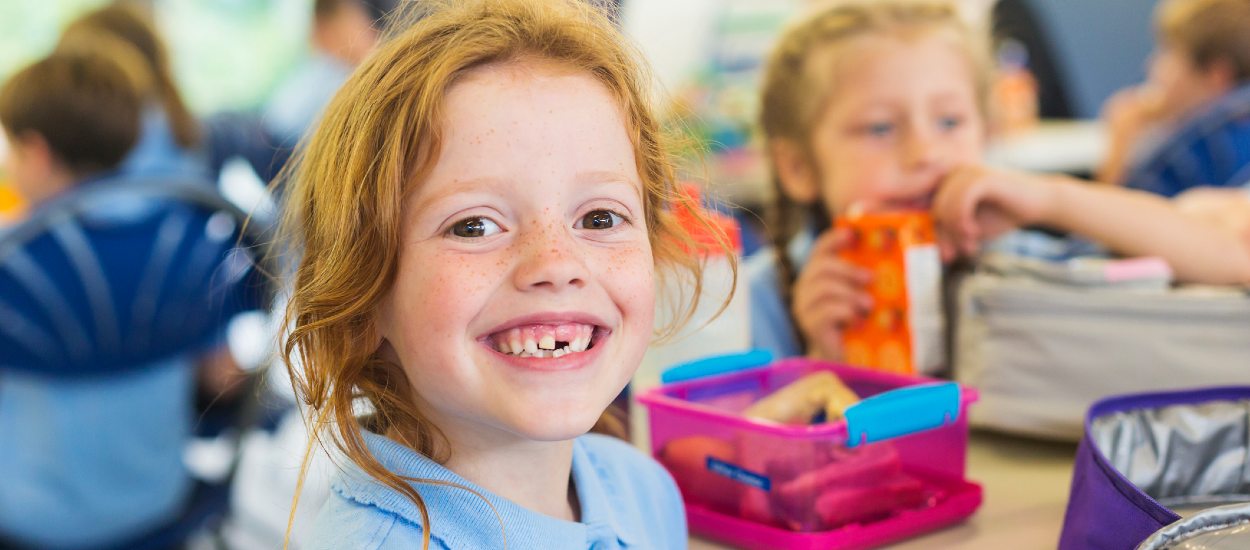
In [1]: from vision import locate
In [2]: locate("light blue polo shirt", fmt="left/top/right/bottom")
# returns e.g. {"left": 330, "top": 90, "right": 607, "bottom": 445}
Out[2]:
{"left": 309, "top": 431, "right": 687, "bottom": 549}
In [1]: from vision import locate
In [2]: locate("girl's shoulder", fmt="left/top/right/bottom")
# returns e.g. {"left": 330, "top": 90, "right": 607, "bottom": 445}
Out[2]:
{"left": 306, "top": 482, "right": 445, "bottom": 550}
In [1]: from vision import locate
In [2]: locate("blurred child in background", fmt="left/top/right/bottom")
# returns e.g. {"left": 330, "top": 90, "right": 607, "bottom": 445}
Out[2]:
{"left": 749, "top": 1, "right": 991, "bottom": 360}
{"left": 748, "top": 0, "right": 1250, "bottom": 362}
{"left": 1099, "top": 0, "right": 1250, "bottom": 195}
{"left": 0, "top": 44, "right": 143, "bottom": 208}
{"left": 263, "top": 0, "right": 394, "bottom": 148}
{"left": 0, "top": 44, "right": 184, "bottom": 549}
{"left": 60, "top": 3, "right": 258, "bottom": 403}
{"left": 59, "top": 2, "right": 206, "bottom": 180}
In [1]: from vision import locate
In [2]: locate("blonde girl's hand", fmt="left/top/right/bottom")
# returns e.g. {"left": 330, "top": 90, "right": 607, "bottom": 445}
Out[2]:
{"left": 1175, "top": 187, "right": 1250, "bottom": 251}
{"left": 932, "top": 166, "right": 1058, "bottom": 261}
{"left": 791, "top": 227, "right": 873, "bottom": 362}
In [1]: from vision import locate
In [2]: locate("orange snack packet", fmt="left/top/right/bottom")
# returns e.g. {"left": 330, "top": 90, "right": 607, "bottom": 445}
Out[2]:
{"left": 835, "top": 211, "right": 944, "bottom": 375}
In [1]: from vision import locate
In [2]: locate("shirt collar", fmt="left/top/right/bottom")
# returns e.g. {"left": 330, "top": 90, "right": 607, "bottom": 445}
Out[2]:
{"left": 333, "top": 431, "right": 634, "bottom": 549}
{"left": 571, "top": 436, "right": 635, "bottom": 547}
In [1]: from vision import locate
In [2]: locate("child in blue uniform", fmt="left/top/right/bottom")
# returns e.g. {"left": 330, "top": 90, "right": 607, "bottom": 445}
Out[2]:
{"left": 1100, "top": 0, "right": 1250, "bottom": 196}
{"left": 0, "top": 43, "right": 197, "bottom": 548}
{"left": 278, "top": 0, "right": 719, "bottom": 547}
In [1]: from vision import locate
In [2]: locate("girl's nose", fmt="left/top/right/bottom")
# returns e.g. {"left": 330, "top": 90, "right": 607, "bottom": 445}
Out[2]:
{"left": 511, "top": 222, "right": 588, "bottom": 292}
{"left": 903, "top": 127, "right": 941, "bottom": 170}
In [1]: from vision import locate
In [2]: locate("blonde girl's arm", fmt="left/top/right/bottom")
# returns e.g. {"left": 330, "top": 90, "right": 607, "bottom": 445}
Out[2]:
{"left": 934, "top": 166, "right": 1250, "bottom": 285}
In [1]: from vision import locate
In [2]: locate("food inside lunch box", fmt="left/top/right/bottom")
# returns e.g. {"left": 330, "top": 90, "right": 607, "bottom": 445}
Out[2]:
{"left": 657, "top": 371, "right": 935, "bottom": 532}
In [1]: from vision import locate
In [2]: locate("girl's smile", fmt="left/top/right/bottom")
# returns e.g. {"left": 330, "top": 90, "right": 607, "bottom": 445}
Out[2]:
{"left": 481, "top": 313, "right": 609, "bottom": 368}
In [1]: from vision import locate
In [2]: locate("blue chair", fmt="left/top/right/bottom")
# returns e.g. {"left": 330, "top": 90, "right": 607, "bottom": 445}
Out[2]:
{"left": 0, "top": 175, "right": 273, "bottom": 549}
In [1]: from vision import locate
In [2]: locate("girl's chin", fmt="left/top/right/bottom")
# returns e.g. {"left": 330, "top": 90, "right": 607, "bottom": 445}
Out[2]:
{"left": 504, "top": 408, "right": 609, "bottom": 442}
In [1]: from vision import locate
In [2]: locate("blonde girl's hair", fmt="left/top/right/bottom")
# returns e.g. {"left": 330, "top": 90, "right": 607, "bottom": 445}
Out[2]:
{"left": 60, "top": 2, "right": 200, "bottom": 149}
{"left": 758, "top": 0, "right": 991, "bottom": 353}
{"left": 276, "top": 0, "right": 733, "bottom": 545}
{"left": 1157, "top": 0, "right": 1250, "bottom": 81}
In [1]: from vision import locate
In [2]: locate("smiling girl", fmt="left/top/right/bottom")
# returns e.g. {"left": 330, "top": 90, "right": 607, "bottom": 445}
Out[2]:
{"left": 279, "top": 0, "right": 723, "bottom": 548}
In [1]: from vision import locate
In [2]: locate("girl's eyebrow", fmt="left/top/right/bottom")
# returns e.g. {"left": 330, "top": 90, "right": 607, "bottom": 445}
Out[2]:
{"left": 576, "top": 170, "right": 644, "bottom": 201}
{"left": 575, "top": 170, "right": 635, "bottom": 185}
{"left": 413, "top": 170, "right": 642, "bottom": 213}
{"left": 411, "top": 175, "right": 510, "bottom": 213}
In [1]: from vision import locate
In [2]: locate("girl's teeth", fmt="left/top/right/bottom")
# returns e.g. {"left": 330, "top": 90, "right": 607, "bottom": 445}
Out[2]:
{"left": 507, "top": 328, "right": 522, "bottom": 354}
{"left": 491, "top": 325, "right": 598, "bottom": 357}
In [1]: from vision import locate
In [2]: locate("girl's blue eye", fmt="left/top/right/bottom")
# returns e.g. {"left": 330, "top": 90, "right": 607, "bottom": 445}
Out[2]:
{"left": 449, "top": 216, "right": 502, "bottom": 238}
{"left": 938, "top": 115, "right": 964, "bottom": 131}
{"left": 865, "top": 122, "right": 894, "bottom": 137}
{"left": 578, "top": 210, "right": 625, "bottom": 230}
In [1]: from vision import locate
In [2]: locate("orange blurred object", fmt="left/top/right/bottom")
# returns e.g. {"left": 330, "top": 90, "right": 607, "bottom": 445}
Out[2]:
{"left": 835, "top": 212, "right": 944, "bottom": 375}
{"left": 0, "top": 184, "right": 25, "bottom": 225}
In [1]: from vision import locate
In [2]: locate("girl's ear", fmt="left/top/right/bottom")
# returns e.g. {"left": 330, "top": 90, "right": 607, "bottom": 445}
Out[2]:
{"left": 770, "top": 138, "right": 820, "bottom": 204}
{"left": 12, "top": 131, "right": 55, "bottom": 173}
{"left": 1202, "top": 56, "right": 1237, "bottom": 95}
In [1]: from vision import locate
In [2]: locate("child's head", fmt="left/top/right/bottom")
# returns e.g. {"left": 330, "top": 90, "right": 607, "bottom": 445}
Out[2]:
{"left": 312, "top": 0, "right": 393, "bottom": 65}
{"left": 60, "top": 3, "right": 199, "bottom": 149}
{"left": 760, "top": 1, "right": 991, "bottom": 243}
{"left": 0, "top": 45, "right": 145, "bottom": 205}
{"left": 1150, "top": 0, "right": 1250, "bottom": 118}
{"left": 279, "top": 0, "right": 716, "bottom": 525}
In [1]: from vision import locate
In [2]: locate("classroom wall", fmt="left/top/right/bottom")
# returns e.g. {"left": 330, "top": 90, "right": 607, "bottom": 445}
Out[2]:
{"left": 1026, "top": 0, "right": 1159, "bottom": 119}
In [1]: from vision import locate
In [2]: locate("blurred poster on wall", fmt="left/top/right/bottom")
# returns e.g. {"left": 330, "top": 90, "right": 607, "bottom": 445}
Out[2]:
{"left": 1, "top": 0, "right": 309, "bottom": 115}
{"left": 157, "top": 0, "right": 308, "bottom": 113}
{"left": 623, "top": 0, "right": 801, "bottom": 204}
{"left": 0, "top": 0, "right": 107, "bottom": 83}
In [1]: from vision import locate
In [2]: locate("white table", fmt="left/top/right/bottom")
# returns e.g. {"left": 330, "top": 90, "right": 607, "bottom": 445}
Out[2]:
{"left": 985, "top": 121, "right": 1107, "bottom": 175}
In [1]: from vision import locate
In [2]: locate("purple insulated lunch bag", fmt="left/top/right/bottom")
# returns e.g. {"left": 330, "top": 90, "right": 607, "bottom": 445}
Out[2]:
{"left": 1059, "top": 387, "right": 1250, "bottom": 550}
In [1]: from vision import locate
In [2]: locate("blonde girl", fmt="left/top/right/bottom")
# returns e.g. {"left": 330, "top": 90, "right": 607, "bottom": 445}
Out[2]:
{"left": 279, "top": 0, "right": 725, "bottom": 548}
{"left": 749, "top": 1, "right": 1250, "bottom": 363}
{"left": 747, "top": 1, "right": 991, "bottom": 361}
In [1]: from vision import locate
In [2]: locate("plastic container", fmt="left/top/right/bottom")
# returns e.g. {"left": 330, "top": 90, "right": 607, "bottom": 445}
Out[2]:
{"left": 638, "top": 358, "right": 981, "bottom": 550}
{"left": 631, "top": 185, "right": 750, "bottom": 449}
